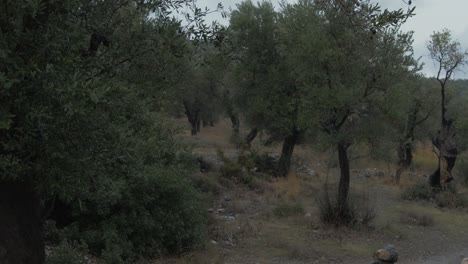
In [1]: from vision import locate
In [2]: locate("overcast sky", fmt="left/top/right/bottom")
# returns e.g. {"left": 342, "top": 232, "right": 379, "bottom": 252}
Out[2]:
{"left": 192, "top": 0, "right": 468, "bottom": 78}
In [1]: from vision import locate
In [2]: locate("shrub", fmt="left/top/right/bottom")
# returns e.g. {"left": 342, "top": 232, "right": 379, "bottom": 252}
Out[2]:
{"left": 401, "top": 182, "right": 434, "bottom": 201}
{"left": 58, "top": 166, "right": 207, "bottom": 263}
{"left": 46, "top": 111, "right": 208, "bottom": 263}
{"left": 434, "top": 185, "right": 468, "bottom": 208}
{"left": 317, "top": 187, "right": 375, "bottom": 227}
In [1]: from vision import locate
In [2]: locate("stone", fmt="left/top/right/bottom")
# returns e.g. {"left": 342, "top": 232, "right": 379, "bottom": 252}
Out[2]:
{"left": 462, "top": 257, "right": 468, "bottom": 264}
{"left": 373, "top": 244, "right": 398, "bottom": 263}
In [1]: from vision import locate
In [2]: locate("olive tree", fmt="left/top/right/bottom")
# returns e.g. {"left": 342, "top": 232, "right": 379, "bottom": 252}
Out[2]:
{"left": 427, "top": 29, "right": 468, "bottom": 189}
{"left": 280, "top": 0, "right": 417, "bottom": 223}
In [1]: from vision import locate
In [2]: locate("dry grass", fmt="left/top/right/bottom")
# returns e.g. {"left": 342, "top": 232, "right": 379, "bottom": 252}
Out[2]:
{"left": 412, "top": 142, "right": 438, "bottom": 173}
{"left": 399, "top": 211, "right": 435, "bottom": 227}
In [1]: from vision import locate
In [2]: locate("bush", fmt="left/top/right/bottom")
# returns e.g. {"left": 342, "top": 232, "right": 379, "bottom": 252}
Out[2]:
{"left": 434, "top": 184, "right": 468, "bottom": 208}
{"left": 401, "top": 182, "right": 434, "bottom": 201}
{"left": 46, "top": 109, "right": 208, "bottom": 263}
{"left": 318, "top": 187, "right": 375, "bottom": 227}
{"left": 58, "top": 166, "right": 207, "bottom": 263}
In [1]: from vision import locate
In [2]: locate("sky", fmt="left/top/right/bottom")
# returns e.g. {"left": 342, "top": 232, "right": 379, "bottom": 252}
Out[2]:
{"left": 191, "top": 0, "right": 468, "bottom": 78}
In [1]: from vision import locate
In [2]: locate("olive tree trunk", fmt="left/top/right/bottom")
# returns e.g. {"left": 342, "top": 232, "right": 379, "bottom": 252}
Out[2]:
{"left": 183, "top": 100, "right": 200, "bottom": 136}
{"left": 337, "top": 141, "right": 351, "bottom": 214}
{"left": 277, "top": 129, "right": 299, "bottom": 177}
{"left": 0, "top": 181, "right": 45, "bottom": 264}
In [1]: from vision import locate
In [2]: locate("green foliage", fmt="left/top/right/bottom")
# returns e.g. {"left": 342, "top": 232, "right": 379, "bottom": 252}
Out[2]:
{"left": 0, "top": 0, "right": 222, "bottom": 262}
{"left": 46, "top": 241, "right": 88, "bottom": 264}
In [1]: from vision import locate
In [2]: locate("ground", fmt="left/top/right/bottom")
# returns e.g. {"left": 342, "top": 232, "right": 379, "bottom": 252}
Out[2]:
{"left": 157, "top": 119, "right": 468, "bottom": 264}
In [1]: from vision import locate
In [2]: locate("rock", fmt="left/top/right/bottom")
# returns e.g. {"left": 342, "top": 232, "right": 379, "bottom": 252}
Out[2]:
{"left": 462, "top": 257, "right": 468, "bottom": 264}
{"left": 373, "top": 244, "right": 398, "bottom": 263}
{"left": 222, "top": 215, "right": 235, "bottom": 221}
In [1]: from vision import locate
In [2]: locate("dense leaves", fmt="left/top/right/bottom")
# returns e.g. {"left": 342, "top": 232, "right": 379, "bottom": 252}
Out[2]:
{"left": 1, "top": 0, "right": 214, "bottom": 263}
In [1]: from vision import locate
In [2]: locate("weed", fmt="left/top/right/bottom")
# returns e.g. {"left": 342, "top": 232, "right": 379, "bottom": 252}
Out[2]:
{"left": 317, "top": 187, "right": 375, "bottom": 228}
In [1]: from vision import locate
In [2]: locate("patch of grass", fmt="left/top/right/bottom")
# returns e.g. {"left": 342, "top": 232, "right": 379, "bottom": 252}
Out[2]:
{"left": 402, "top": 181, "right": 468, "bottom": 208}
{"left": 273, "top": 203, "right": 304, "bottom": 218}
{"left": 393, "top": 202, "right": 468, "bottom": 234}
{"left": 399, "top": 211, "right": 435, "bottom": 227}
{"left": 412, "top": 145, "right": 438, "bottom": 170}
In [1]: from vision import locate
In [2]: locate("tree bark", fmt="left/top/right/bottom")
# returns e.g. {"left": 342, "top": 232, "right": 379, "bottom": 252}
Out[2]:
{"left": 429, "top": 82, "right": 458, "bottom": 189}
{"left": 277, "top": 129, "right": 299, "bottom": 177}
{"left": 244, "top": 128, "right": 258, "bottom": 146}
{"left": 183, "top": 100, "right": 200, "bottom": 136}
{"left": 337, "top": 141, "right": 351, "bottom": 215}
{"left": 430, "top": 120, "right": 457, "bottom": 189}
{"left": 0, "top": 181, "right": 45, "bottom": 264}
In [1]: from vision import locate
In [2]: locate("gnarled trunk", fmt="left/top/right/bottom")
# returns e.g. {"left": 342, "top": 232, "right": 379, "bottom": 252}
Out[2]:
{"left": 395, "top": 139, "right": 413, "bottom": 184}
{"left": 429, "top": 80, "right": 458, "bottom": 190}
{"left": 0, "top": 181, "right": 44, "bottom": 264}
{"left": 429, "top": 120, "right": 457, "bottom": 189}
{"left": 277, "top": 129, "right": 299, "bottom": 177}
{"left": 337, "top": 141, "right": 351, "bottom": 213}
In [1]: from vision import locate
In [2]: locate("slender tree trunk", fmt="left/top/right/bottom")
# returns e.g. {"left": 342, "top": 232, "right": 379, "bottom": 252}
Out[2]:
{"left": 210, "top": 121, "right": 214, "bottom": 127}
{"left": 202, "top": 120, "right": 208, "bottom": 127}
{"left": 229, "top": 114, "right": 240, "bottom": 137}
{"left": 337, "top": 141, "right": 351, "bottom": 215}
{"left": 0, "top": 181, "right": 45, "bottom": 264}
{"left": 277, "top": 129, "right": 299, "bottom": 177}
{"left": 196, "top": 118, "right": 201, "bottom": 133}
{"left": 244, "top": 128, "right": 258, "bottom": 146}
{"left": 183, "top": 100, "right": 200, "bottom": 136}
